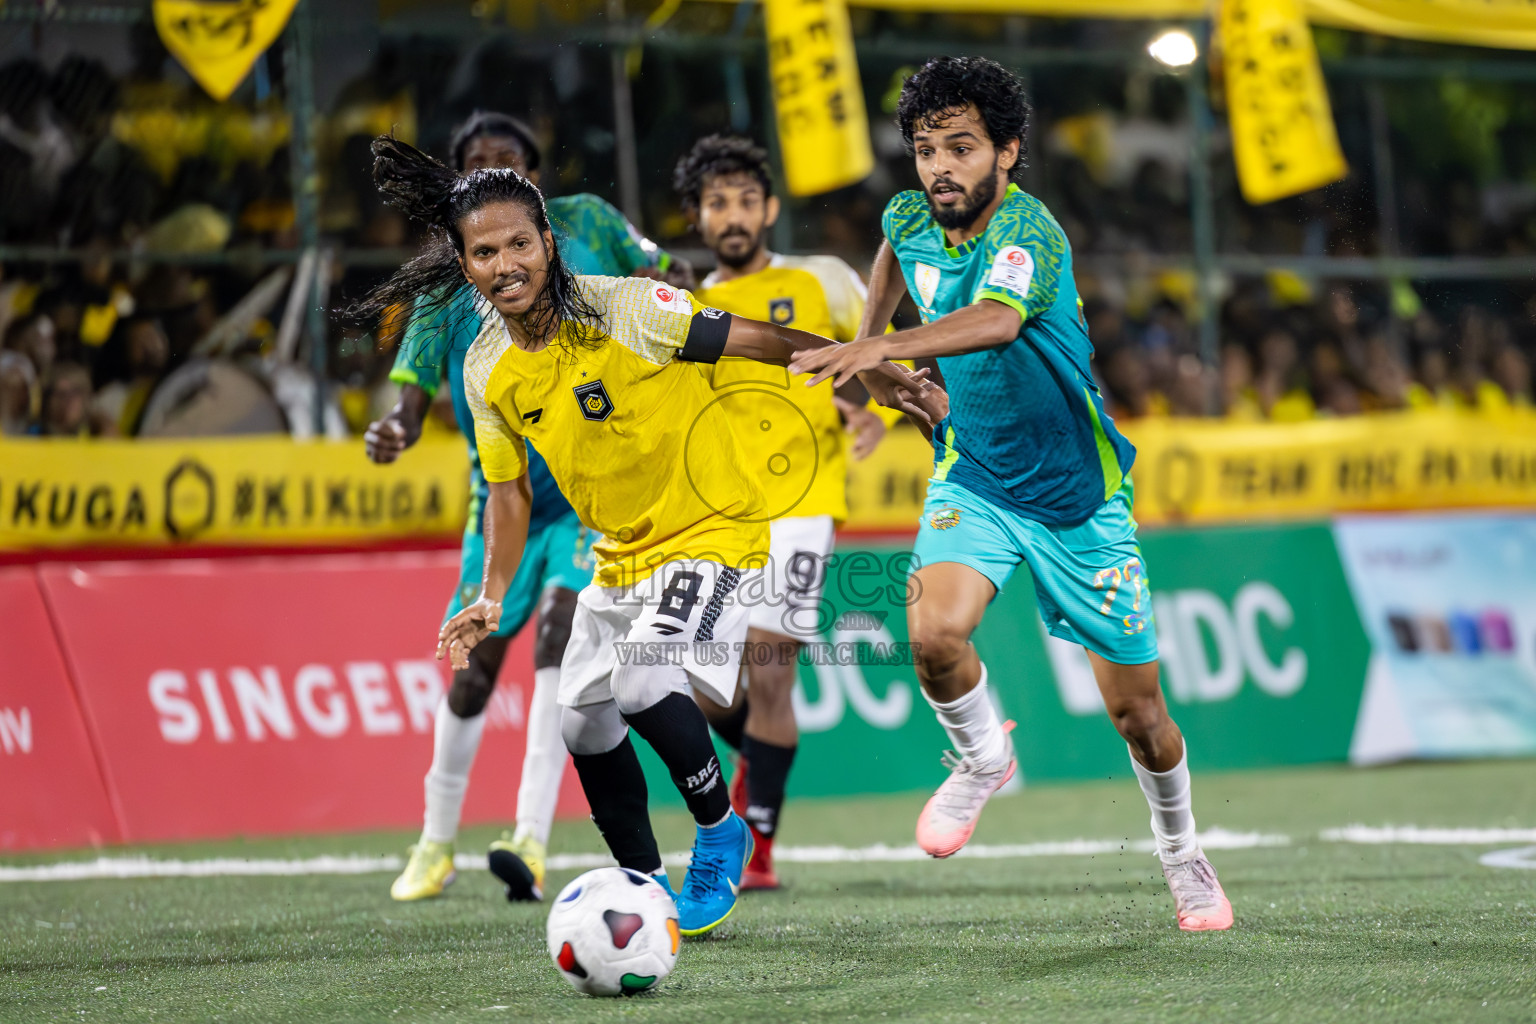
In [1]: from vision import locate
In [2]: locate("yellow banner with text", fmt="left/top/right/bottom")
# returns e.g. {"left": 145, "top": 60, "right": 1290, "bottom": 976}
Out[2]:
{"left": 7, "top": 411, "right": 1531, "bottom": 550}
{"left": 0, "top": 436, "right": 469, "bottom": 551}
{"left": 764, "top": 0, "right": 874, "bottom": 196}
{"left": 712, "top": 0, "right": 1536, "bottom": 51}
{"left": 844, "top": 411, "right": 1536, "bottom": 532}
{"left": 1221, "top": 0, "right": 1349, "bottom": 205}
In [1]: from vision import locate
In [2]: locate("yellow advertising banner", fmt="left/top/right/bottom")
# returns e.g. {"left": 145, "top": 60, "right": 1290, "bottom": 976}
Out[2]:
{"left": 844, "top": 411, "right": 1536, "bottom": 533}
{"left": 1305, "top": 0, "right": 1536, "bottom": 51}
{"left": 0, "top": 436, "right": 469, "bottom": 552}
{"left": 764, "top": 0, "right": 875, "bottom": 196}
{"left": 710, "top": 0, "right": 1536, "bottom": 51}
{"left": 838, "top": 0, "right": 1209, "bottom": 11}
{"left": 1221, "top": 0, "right": 1349, "bottom": 205}
{"left": 154, "top": 0, "right": 302, "bottom": 102}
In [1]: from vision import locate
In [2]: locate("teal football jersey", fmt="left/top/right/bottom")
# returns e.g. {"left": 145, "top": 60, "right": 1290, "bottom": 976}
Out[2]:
{"left": 546, "top": 193, "right": 664, "bottom": 279}
{"left": 883, "top": 183, "right": 1135, "bottom": 526}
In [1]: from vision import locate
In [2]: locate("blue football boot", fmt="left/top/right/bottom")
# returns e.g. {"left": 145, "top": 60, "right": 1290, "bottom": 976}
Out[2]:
{"left": 651, "top": 869, "right": 678, "bottom": 902}
{"left": 675, "top": 812, "right": 753, "bottom": 936}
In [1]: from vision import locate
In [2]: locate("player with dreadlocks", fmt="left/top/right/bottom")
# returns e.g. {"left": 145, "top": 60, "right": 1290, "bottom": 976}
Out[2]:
{"left": 357, "top": 137, "right": 943, "bottom": 935}
{"left": 368, "top": 114, "right": 684, "bottom": 906}
{"left": 790, "top": 57, "right": 1234, "bottom": 932}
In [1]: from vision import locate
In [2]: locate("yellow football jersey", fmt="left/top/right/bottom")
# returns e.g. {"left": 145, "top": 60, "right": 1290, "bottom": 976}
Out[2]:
{"left": 696, "top": 253, "right": 870, "bottom": 524}
{"left": 464, "top": 275, "right": 769, "bottom": 588}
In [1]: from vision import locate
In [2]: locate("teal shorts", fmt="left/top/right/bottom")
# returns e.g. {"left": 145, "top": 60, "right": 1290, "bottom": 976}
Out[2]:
{"left": 445, "top": 512, "right": 597, "bottom": 638}
{"left": 913, "top": 476, "right": 1158, "bottom": 665}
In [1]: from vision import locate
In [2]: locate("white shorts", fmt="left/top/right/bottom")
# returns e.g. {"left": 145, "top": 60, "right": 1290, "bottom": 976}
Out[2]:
{"left": 743, "top": 514, "right": 835, "bottom": 640}
{"left": 559, "top": 559, "right": 760, "bottom": 709}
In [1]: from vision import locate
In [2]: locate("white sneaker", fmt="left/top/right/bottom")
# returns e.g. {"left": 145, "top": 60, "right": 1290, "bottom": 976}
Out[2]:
{"left": 915, "top": 740, "right": 1016, "bottom": 859}
{"left": 1163, "top": 852, "right": 1234, "bottom": 931}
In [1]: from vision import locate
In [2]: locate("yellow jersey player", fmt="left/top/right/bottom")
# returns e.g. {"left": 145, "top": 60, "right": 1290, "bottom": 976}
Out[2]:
{"left": 672, "top": 135, "right": 887, "bottom": 891}
{"left": 355, "top": 137, "right": 942, "bottom": 937}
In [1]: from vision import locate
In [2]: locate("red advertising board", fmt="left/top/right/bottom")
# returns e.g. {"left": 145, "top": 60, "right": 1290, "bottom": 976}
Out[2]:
{"left": 39, "top": 552, "right": 585, "bottom": 844}
{"left": 0, "top": 568, "right": 122, "bottom": 850}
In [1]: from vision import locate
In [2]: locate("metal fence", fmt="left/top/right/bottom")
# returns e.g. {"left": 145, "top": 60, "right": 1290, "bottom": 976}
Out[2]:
{"left": 3, "top": 0, "right": 1535, "bottom": 430}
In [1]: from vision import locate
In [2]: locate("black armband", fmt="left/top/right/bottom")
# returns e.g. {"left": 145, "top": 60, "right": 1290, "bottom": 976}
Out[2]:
{"left": 678, "top": 307, "right": 732, "bottom": 363}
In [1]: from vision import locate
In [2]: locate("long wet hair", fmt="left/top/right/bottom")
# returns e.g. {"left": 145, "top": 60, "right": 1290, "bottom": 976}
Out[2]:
{"left": 350, "top": 136, "right": 603, "bottom": 347}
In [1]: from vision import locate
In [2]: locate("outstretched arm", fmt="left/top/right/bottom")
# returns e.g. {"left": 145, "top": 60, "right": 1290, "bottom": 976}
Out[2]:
{"left": 714, "top": 316, "right": 945, "bottom": 427}
{"left": 436, "top": 474, "right": 532, "bottom": 669}
{"left": 787, "top": 299, "right": 1022, "bottom": 388}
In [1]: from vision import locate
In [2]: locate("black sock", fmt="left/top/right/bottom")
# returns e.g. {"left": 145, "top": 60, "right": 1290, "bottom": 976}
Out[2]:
{"left": 741, "top": 734, "right": 797, "bottom": 838}
{"left": 623, "top": 692, "right": 731, "bottom": 826}
{"left": 570, "top": 735, "right": 661, "bottom": 873}
{"left": 710, "top": 697, "right": 749, "bottom": 751}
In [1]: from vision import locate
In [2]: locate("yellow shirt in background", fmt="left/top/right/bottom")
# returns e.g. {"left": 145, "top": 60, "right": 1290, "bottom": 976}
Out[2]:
{"left": 697, "top": 253, "right": 870, "bottom": 525}
{"left": 464, "top": 275, "right": 768, "bottom": 587}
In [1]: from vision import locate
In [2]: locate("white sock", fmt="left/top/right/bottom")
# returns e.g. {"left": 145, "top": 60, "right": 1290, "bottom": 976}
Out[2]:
{"left": 514, "top": 666, "right": 567, "bottom": 846}
{"left": 1129, "top": 747, "right": 1199, "bottom": 864}
{"left": 422, "top": 697, "right": 487, "bottom": 843}
{"left": 924, "top": 663, "right": 1011, "bottom": 770}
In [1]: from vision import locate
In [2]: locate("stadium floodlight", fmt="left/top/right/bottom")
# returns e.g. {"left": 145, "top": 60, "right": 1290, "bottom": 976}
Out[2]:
{"left": 1148, "top": 29, "right": 1198, "bottom": 68}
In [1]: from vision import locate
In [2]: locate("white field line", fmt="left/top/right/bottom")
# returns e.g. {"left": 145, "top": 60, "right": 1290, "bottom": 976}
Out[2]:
{"left": 9, "top": 825, "right": 1535, "bottom": 882}
{"left": 0, "top": 854, "right": 401, "bottom": 882}
{"left": 1320, "top": 825, "right": 1536, "bottom": 845}
{"left": 0, "top": 829, "right": 1286, "bottom": 883}
{"left": 1479, "top": 847, "right": 1536, "bottom": 870}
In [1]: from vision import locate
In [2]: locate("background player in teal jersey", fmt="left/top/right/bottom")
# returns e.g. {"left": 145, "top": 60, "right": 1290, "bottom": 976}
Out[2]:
{"left": 364, "top": 110, "right": 681, "bottom": 905}
{"left": 791, "top": 57, "right": 1233, "bottom": 932}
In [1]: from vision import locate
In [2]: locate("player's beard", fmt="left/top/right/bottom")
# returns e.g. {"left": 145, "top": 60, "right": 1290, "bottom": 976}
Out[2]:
{"left": 712, "top": 224, "right": 766, "bottom": 269}
{"left": 925, "top": 159, "right": 999, "bottom": 231}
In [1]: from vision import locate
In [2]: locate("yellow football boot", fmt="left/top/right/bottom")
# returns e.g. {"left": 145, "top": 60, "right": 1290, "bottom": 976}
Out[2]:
{"left": 389, "top": 839, "right": 456, "bottom": 901}
{"left": 488, "top": 830, "right": 546, "bottom": 902}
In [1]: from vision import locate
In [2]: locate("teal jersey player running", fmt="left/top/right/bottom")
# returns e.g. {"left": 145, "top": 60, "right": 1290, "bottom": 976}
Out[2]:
{"left": 884, "top": 182, "right": 1135, "bottom": 528}
{"left": 367, "top": 111, "right": 685, "bottom": 909}
{"left": 881, "top": 182, "right": 1153, "bottom": 664}
{"left": 789, "top": 57, "right": 1233, "bottom": 933}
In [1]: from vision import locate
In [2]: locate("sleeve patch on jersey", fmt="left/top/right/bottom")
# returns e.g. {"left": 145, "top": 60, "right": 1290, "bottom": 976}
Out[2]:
{"left": 987, "top": 246, "right": 1035, "bottom": 295}
{"left": 679, "top": 308, "right": 732, "bottom": 363}
{"left": 649, "top": 283, "right": 694, "bottom": 315}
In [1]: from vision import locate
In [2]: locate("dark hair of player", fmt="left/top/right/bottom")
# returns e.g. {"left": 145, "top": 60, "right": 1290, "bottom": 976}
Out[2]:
{"left": 350, "top": 136, "right": 603, "bottom": 348}
{"left": 448, "top": 111, "right": 541, "bottom": 174}
{"left": 895, "top": 56, "right": 1032, "bottom": 182}
{"left": 671, "top": 134, "right": 772, "bottom": 211}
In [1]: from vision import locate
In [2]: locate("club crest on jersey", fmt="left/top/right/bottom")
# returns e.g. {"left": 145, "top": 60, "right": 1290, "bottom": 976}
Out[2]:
{"left": 929, "top": 507, "right": 962, "bottom": 531}
{"left": 769, "top": 297, "right": 795, "bottom": 325}
{"left": 915, "top": 262, "right": 941, "bottom": 306}
{"left": 573, "top": 380, "right": 614, "bottom": 422}
{"left": 650, "top": 283, "right": 693, "bottom": 314}
{"left": 988, "top": 245, "right": 1035, "bottom": 294}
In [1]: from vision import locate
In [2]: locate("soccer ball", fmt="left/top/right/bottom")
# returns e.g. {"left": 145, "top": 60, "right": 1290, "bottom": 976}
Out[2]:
{"left": 545, "top": 867, "right": 680, "bottom": 997}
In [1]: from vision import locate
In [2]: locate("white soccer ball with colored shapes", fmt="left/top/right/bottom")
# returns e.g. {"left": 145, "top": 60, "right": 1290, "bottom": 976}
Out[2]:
{"left": 545, "top": 867, "right": 680, "bottom": 997}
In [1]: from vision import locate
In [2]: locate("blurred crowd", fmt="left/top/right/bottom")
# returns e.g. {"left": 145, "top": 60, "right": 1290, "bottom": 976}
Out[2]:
{"left": 1085, "top": 276, "right": 1534, "bottom": 422}
{"left": 2, "top": 20, "right": 1535, "bottom": 440}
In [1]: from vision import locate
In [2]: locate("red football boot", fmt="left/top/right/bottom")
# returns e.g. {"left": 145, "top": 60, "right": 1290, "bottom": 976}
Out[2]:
{"left": 740, "top": 825, "right": 780, "bottom": 891}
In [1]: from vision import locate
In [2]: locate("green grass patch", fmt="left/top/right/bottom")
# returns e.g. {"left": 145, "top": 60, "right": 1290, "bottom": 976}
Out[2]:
{"left": 4, "top": 761, "right": 1536, "bottom": 1022}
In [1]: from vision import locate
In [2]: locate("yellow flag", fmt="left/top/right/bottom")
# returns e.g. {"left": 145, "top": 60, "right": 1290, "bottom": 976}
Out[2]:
{"left": 154, "top": 0, "right": 302, "bottom": 102}
{"left": 1221, "top": 0, "right": 1348, "bottom": 205}
{"left": 764, "top": 0, "right": 874, "bottom": 196}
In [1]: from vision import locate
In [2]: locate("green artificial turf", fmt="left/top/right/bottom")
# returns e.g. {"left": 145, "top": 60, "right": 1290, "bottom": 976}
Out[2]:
{"left": 4, "top": 760, "right": 1535, "bottom": 1023}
